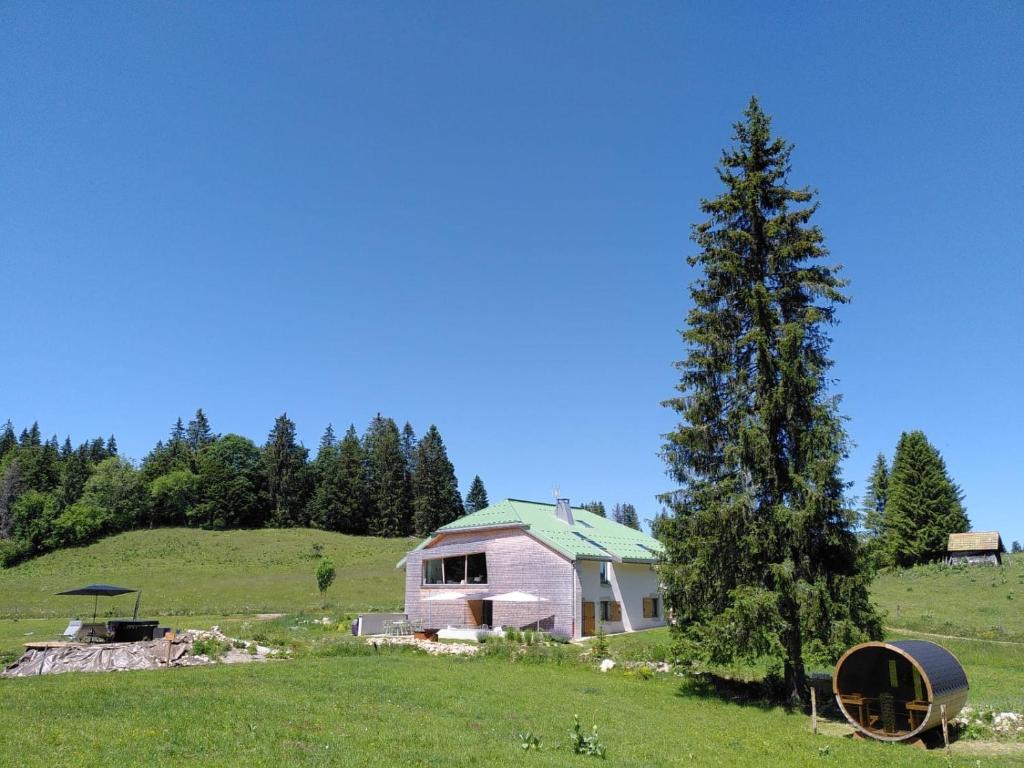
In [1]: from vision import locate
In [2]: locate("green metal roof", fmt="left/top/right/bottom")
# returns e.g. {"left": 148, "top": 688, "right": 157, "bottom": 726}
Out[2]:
{"left": 398, "top": 499, "right": 664, "bottom": 567}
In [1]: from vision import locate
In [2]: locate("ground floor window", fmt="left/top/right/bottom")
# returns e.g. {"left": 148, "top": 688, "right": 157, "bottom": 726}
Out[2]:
{"left": 642, "top": 596, "right": 659, "bottom": 619}
{"left": 599, "top": 600, "right": 621, "bottom": 622}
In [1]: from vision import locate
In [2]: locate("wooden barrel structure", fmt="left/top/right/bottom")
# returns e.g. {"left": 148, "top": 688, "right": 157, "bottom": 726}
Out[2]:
{"left": 833, "top": 640, "right": 968, "bottom": 742}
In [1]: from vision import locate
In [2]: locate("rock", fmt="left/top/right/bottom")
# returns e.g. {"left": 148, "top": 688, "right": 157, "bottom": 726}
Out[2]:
{"left": 599, "top": 659, "right": 616, "bottom": 672}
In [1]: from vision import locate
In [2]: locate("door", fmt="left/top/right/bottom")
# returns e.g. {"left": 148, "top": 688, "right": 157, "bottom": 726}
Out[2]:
{"left": 582, "top": 601, "right": 596, "bottom": 636}
{"left": 481, "top": 599, "right": 493, "bottom": 628}
{"left": 467, "top": 600, "right": 484, "bottom": 627}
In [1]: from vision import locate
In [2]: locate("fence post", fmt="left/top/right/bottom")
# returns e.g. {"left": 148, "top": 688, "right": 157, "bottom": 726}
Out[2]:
{"left": 940, "top": 703, "right": 950, "bottom": 749}
{"left": 811, "top": 686, "right": 818, "bottom": 734}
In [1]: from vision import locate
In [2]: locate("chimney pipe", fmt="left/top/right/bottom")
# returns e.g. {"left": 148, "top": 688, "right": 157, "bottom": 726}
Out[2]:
{"left": 555, "top": 498, "right": 574, "bottom": 525}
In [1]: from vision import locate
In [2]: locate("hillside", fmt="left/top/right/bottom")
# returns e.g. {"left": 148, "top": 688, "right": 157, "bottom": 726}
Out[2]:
{"left": 0, "top": 528, "right": 413, "bottom": 618}
{"left": 871, "top": 552, "right": 1024, "bottom": 642}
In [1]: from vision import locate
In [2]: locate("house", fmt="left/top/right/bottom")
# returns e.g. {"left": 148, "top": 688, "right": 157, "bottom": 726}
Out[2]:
{"left": 946, "top": 531, "right": 1004, "bottom": 565}
{"left": 398, "top": 498, "right": 666, "bottom": 639}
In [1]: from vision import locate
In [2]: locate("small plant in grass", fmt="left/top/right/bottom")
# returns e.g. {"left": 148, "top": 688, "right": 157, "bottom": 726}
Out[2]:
{"left": 516, "top": 731, "right": 542, "bottom": 750}
{"left": 191, "top": 637, "right": 231, "bottom": 660}
{"left": 568, "top": 715, "right": 606, "bottom": 758}
{"left": 592, "top": 625, "right": 609, "bottom": 659}
{"left": 316, "top": 558, "right": 336, "bottom": 609}
{"left": 308, "top": 542, "right": 324, "bottom": 559}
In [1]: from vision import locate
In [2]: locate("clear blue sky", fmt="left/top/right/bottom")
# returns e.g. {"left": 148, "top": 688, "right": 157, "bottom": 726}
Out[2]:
{"left": 2, "top": 2, "right": 1021, "bottom": 540}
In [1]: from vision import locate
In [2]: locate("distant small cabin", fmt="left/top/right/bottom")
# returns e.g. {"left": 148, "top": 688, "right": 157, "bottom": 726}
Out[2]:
{"left": 946, "top": 531, "right": 1004, "bottom": 566}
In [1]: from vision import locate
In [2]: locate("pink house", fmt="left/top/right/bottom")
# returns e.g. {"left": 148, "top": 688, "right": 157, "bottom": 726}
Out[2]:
{"left": 398, "top": 498, "right": 666, "bottom": 639}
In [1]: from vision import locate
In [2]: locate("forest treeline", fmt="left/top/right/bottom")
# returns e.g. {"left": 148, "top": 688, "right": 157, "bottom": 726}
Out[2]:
{"left": 0, "top": 411, "right": 490, "bottom": 567}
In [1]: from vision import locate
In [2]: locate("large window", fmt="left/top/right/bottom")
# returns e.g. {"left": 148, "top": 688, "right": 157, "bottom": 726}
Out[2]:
{"left": 423, "top": 553, "right": 488, "bottom": 585}
{"left": 599, "top": 562, "right": 610, "bottom": 585}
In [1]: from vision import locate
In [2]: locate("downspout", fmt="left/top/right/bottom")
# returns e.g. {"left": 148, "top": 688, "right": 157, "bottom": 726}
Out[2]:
{"left": 571, "top": 559, "right": 576, "bottom": 639}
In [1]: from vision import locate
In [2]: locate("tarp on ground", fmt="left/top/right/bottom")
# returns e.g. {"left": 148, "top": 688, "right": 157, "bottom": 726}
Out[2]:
{"left": 1, "top": 639, "right": 192, "bottom": 678}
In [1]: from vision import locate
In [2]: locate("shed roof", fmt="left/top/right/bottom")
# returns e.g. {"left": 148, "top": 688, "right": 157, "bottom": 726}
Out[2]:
{"left": 398, "top": 498, "right": 664, "bottom": 567}
{"left": 947, "top": 531, "right": 1004, "bottom": 553}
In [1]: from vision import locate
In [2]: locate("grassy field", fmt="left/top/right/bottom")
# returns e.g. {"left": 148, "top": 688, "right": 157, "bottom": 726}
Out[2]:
{"left": 4, "top": 651, "right": 1021, "bottom": 767}
{"left": 3, "top": 530, "right": 1024, "bottom": 765}
{"left": 0, "top": 527, "right": 411, "bottom": 618}
{"left": 872, "top": 553, "right": 1024, "bottom": 641}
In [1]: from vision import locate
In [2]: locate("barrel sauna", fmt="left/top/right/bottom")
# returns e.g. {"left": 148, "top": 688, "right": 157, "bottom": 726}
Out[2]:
{"left": 833, "top": 640, "right": 968, "bottom": 742}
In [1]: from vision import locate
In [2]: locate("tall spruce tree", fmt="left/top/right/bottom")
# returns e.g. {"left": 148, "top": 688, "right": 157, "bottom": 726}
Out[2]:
{"left": 660, "top": 98, "right": 879, "bottom": 703}
{"left": 411, "top": 425, "right": 463, "bottom": 536}
{"left": 582, "top": 500, "right": 607, "bottom": 518}
{"left": 364, "top": 415, "right": 413, "bottom": 536}
{"left": 464, "top": 475, "right": 489, "bottom": 513}
{"left": 861, "top": 453, "right": 889, "bottom": 539}
{"left": 0, "top": 421, "right": 17, "bottom": 459}
{"left": 883, "top": 431, "right": 968, "bottom": 567}
{"left": 186, "top": 409, "right": 215, "bottom": 452}
{"left": 611, "top": 503, "right": 640, "bottom": 530}
{"left": 309, "top": 425, "right": 369, "bottom": 534}
{"left": 262, "top": 413, "right": 311, "bottom": 527}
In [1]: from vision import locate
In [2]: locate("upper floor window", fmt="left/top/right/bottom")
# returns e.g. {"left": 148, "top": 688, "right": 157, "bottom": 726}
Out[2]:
{"left": 423, "top": 553, "right": 488, "bottom": 585}
{"left": 599, "top": 561, "right": 610, "bottom": 585}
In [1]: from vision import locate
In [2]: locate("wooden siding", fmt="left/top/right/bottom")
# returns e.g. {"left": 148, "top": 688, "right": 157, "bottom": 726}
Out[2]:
{"left": 403, "top": 528, "right": 577, "bottom": 637}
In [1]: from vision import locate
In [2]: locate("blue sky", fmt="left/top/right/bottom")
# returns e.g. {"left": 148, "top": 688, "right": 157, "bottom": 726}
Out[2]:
{"left": 2, "top": 2, "right": 1021, "bottom": 540}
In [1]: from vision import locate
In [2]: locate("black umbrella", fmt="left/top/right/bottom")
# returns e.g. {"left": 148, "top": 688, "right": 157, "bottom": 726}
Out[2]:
{"left": 56, "top": 584, "right": 139, "bottom": 622}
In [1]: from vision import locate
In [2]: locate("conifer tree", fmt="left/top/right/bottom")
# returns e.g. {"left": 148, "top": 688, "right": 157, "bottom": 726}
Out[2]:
{"left": 61, "top": 436, "right": 73, "bottom": 459}
{"left": 318, "top": 424, "right": 337, "bottom": 453}
{"left": 262, "top": 413, "right": 311, "bottom": 527}
{"left": 660, "top": 98, "right": 879, "bottom": 703}
{"left": 106, "top": 435, "right": 118, "bottom": 456}
{"left": 883, "top": 431, "right": 968, "bottom": 566}
{"left": 582, "top": 500, "right": 606, "bottom": 518}
{"left": 464, "top": 475, "right": 490, "bottom": 513}
{"left": 364, "top": 415, "right": 413, "bottom": 537}
{"left": 0, "top": 421, "right": 16, "bottom": 459}
{"left": 861, "top": 453, "right": 889, "bottom": 539}
{"left": 186, "top": 409, "right": 215, "bottom": 452}
{"left": 611, "top": 503, "right": 639, "bottom": 530}
{"left": 411, "top": 425, "right": 463, "bottom": 536}
{"left": 309, "top": 425, "right": 369, "bottom": 534}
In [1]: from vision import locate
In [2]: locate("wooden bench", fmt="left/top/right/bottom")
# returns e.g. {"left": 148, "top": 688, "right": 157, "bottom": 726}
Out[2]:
{"left": 905, "top": 700, "right": 930, "bottom": 730}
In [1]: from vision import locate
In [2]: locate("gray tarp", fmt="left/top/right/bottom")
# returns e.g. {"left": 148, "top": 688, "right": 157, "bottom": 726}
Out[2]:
{"left": 2, "top": 639, "right": 192, "bottom": 678}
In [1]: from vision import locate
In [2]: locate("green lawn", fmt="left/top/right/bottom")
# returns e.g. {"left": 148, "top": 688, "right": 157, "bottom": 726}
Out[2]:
{"left": 4, "top": 652, "right": 1021, "bottom": 767}
{"left": 872, "top": 553, "right": 1024, "bottom": 641}
{"left": 0, "top": 527, "right": 411, "bottom": 618}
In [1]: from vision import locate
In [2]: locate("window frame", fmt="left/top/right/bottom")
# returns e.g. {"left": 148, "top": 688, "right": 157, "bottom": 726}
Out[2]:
{"left": 422, "top": 552, "right": 488, "bottom": 586}
{"left": 599, "top": 561, "right": 611, "bottom": 585}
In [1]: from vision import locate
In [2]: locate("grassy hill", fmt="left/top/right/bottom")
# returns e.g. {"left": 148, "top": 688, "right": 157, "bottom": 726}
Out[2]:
{"left": 871, "top": 552, "right": 1024, "bottom": 641}
{"left": 0, "top": 527, "right": 413, "bottom": 618}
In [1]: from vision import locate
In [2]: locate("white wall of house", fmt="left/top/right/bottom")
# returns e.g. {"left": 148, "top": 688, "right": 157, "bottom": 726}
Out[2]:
{"left": 403, "top": 528, "right": 576, "bottom": 637}
{"left": 576, "top": 560, "right": 665, "bottom": 637}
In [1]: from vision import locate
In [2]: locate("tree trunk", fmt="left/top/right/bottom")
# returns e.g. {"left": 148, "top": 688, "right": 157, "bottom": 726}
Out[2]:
{"left": 781, "top": 591, "right": 806, "bottom": 707}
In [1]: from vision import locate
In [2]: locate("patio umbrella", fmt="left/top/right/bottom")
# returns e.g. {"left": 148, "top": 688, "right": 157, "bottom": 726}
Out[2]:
{"left": 485, "top": 591, "right": 549, "bottom": 631}
{"left": 421, "top": 591, "right": 467, "bottom": 626}
{"left": 56, "top": 584, "right": 138, "bottom": 623}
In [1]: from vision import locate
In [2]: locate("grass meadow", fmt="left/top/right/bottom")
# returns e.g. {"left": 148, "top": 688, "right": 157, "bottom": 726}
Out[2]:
{"left": 0, "top": 527, "right": 410, "bottom": 618}
{"left": 872, "top": 553, "right": 1024, "bottom": 641}
{"left": 2, "top": 530, "right": 1024, "bottom": 766}
{"left": 5, "top": 650, "right": 1021, "bottom": 767}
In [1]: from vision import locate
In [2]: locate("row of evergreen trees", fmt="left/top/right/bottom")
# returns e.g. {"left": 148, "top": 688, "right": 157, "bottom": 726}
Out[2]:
{"left": 580, "top": 501, "right": 641, "bottom": 529}
{"left": 860, "top": 430, "right": 969, "bottom": 568}
{"left": 0, "top": 412, "right": 491, "bottom": 566}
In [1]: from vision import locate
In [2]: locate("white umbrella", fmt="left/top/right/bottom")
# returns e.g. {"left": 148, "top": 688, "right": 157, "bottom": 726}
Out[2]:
{"left": 421, "top": 591, "right": 467, "bottom": 626}
{"left": 485, "top": 591, "right": 549, "bottom": 630}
